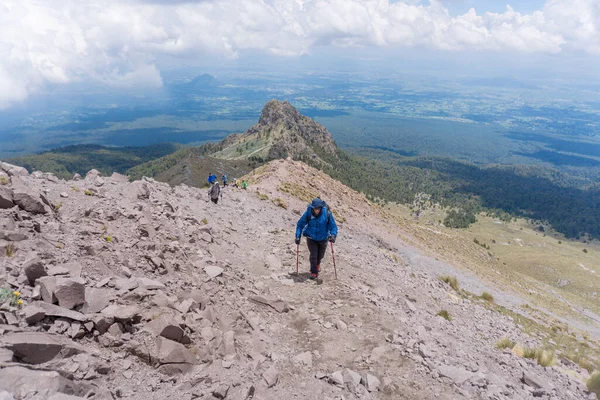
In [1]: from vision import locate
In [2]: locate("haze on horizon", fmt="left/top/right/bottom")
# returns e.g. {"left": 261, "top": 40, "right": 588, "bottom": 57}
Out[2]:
{"left": 1, "top": 0, "right": 599, "bottom": 112}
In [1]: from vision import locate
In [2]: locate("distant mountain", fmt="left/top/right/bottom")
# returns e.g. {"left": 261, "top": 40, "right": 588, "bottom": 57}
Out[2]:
{"left": 187, "top": 73, "right": 218, "bottom": 88}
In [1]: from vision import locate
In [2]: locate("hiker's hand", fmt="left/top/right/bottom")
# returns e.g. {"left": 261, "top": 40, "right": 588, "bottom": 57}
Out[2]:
{"left": 328, "top": 235, "right": 336, "bottom": 243}
{"left": 295, "top": 237, "right": 301, "bottom": 245}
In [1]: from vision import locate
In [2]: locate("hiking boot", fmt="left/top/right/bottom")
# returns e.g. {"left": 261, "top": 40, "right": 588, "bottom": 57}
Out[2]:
{"left": 309, "top": 273, "right": 319, "bottom": 280}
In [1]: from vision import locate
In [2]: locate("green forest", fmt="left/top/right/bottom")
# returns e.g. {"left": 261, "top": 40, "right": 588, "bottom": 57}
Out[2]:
{"left": 7, "top": 143, "right": 183, "bottom": 180}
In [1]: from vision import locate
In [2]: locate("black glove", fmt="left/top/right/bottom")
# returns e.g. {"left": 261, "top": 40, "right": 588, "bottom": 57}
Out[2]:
{"left": 295, "top": 237, "right": 301, "bottom": 245}
{"left": 328, "top": 235, "right": 336, "bottom": 243}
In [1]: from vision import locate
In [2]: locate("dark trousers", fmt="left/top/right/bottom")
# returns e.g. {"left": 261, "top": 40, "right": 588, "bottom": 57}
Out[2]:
{"left": 211, "top": 198, "right": 218, "bottom": 204}
{"left": 307, "top": 238, "right": 327, "bottom": 275}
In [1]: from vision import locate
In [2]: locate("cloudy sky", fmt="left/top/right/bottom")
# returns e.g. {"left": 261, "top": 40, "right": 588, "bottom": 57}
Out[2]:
{"left": 1, "top": 0, "right": 599, "bottom": 109}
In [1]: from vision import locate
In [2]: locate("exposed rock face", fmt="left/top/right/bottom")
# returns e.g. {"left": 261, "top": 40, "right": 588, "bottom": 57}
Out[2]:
{"left": 0, "top": 160, "right": 596, "bottom": 400}
{"left": 212, "top": 100, "right": 338, "bottom": 166}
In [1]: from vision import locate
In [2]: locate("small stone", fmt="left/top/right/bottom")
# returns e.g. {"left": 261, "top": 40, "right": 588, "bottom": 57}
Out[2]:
{"left": 213, "top": 384, "right": 230, "bottom": 399}
{"left": 262, "top": 366, "right": 279, "bottom": 388}
{"left": 204, "top": 265, "right": 223, "bottom": 279}
{"left": 101, "top": 304, "right": 141, "bottom": 322}
{"left": 362, "top": 373, "right": 380, "bottom": 392}
{"left": 329, "top": 370, "right": 344, "bottom": 386}
{"left": 60, "top": 192, "right": 69, "bottom": 198}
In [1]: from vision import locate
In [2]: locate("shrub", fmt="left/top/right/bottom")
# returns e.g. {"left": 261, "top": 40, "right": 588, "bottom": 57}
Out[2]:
{"left": 256, "top": 191, "right": 269, "bottom": 201}
{"left": 201, "top": 218, "right": 208, "bottom": 225}
{"left": 480, "top": 292, "right": 495, "bottom": 302}
{"left": 273, "top": 197, "right": 287, "bottom": 209}
{"left": 437, "top": 310, "right": 452, "bottom": 321}
{"left": 495, "top": 338, "right": 516, "bottom": 350}
{"left": 0, "top": 176, "right": 8, "bottom": 185}
{"left": 0, "top": 288, "right": 22, "bottom": 307}
{"left": 440, "top": 275, "right": 460, "bottom": 292}
{"left": 583, "top": 249, "right": 588, "bottom": 253}
{"left": 84, "top": 189, "right": 94, "bottom": 196}
{"left": 536, "top": 349, "right": 556, "bottom": 367}
{"left": 588, "top": 371, "right": 600, "bottom": 398}
{"left": 104, "top": 235, "right": 113, "bottom": 243}
{"left": 578, "top": 358, "right": 596, "bottom": 373}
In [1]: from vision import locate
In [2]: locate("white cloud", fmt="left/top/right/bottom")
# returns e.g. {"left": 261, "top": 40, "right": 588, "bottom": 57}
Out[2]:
{"left": 0, "top": 0, "right": 598, "bottom": 108}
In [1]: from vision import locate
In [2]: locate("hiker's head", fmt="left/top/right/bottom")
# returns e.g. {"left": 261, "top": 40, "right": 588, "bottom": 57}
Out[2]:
{"left": 311, "top": 198, "right": 325, "bottom": 215}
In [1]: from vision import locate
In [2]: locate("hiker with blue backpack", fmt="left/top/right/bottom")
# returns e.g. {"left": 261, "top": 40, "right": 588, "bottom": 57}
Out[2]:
{"left": 295, "top": 198, "right": 338, "bottom": 280}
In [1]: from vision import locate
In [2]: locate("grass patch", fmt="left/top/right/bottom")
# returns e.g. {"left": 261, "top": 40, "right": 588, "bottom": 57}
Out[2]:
{"left": 436, "top": 309, "right": 452, "bottom": 321}
{"left": 587, "top": 371, "right": 600, "bottom": 397}
{"left": 104, "top": 235, "right": 113, "bottom": 243}
{"left": 273, "top": 197, "right": 287, "bottom": 209}
{"left": 520, "top": 347, "right": 556, "bottom": 367}
{"left": 84, "top": 189, "right": 94, "bottom": 196}
{"left": 201, "top": 218, "right": 208, "bottom": 225}
{"left": 495, "top": 338, "right": 515, "bottom": 350}
{"left": 0, "top": 176, "right": 8, "bottom": 185}
{"left": 440, "top": 275, "right": 460, "bottom": 292}
{"left": 256, "top": 191, "right": 269, "bottom": 201}
{"left": 5, "top": 243, "right": 15, "bottom": 257}
{"left": 480, "top": 291, "right": 495, "bottom": 302}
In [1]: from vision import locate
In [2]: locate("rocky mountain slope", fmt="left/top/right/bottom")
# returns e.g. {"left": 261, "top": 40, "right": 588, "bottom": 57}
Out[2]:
{"left": 0, "top": 159, "right": 598, "bottom": 399}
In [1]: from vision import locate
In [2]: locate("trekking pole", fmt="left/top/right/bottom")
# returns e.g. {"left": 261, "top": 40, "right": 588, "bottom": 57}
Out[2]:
{"left": 296, "top": 244, "right": 299, "bottom": 276}
{"left": 330, "top": 242, "right": 338, "bottom": 280}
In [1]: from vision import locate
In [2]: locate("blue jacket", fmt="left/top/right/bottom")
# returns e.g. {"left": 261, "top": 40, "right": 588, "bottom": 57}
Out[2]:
{"left": 296, "top": 206, "right": 338, "bottom": 242}
{"left": 208, "top": 174, "right": 217, "bottom": 184}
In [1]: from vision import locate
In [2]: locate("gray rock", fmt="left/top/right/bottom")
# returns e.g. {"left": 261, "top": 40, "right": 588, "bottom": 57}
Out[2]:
{"left": 38, "top": 276, "right": 58, "bottom": 304}
{"left": 0, "top": 348, "right": 13, "bottom": 363}
{"left": 54, "top": 278, "right": 86, "bottom": 309}
{"left": 204, "top": 265, "right": 223, "bottom": 279}
{"left": 0, "top": 366, "right": 71, "bottom": 398}
{"left": 0, "top": 187, "right": 13, "bottom": 209}
{"left": 101, "top": 304, "right": 141, "bottom": 322}
{"left": 292, "top": 351, "right": 313, "bottom": 366}
{"left": 419, "top": 343, "right": 434, "bottom": 359}
{"left": 213, "top": 385, "right": 230, "bottom": 399}
{"left": 81, "top": 288, "right": 111, "bottom": 314}
{"left": 362, "top": 373, "right": 381, "bottom": 392}
{"left": 0, "top": 162, "right": 28, "bottom": 177}
{"left": 144, "top": 314, "right": 184, "bottom": 342}
{"left": 343, "top": 368, "right": 362, "bottom": 387}
{"left": 249, "top": 295, "right": 289, "bottom": 313}
{"left": 0, "top": 231, "right": 27, "bottom": 241}
{"left": 0, "top": 391, "right": 14, "bottom": 400}
{"left": 137, "top": 277, "right": 165, "bottom": 290}
{"left": 23, "top": 304, "right": 46, "bottom": 325}
{"left": 154, "top": 336, "right": 197, "bottom": 365}
{"left": 437, "top": 365, "right": 474, "bottom": 386}
{"left": 33, "top": 301, "right": 87, "bottom": 322}
{"left": 111, "top": 172, "right": 129, "bottom": 183}
{"left": 522, "top": 371, "right": 554, "bottom": 392}
{"left": 176, "top": 298, "right": 197, "bottom": 314}
{"left": 263, "top": 366, "right": 279, "bottom": 388}
{"left": 47, "top": 266, "right": 70, "bottom": 276}
{"left": 23, "top": 257, "right": 47, "bottom": 285}
{"left": 222, "top": 330, "right": 236, "bottom": 356}
{"left": 13, "top": 191, "right": 47, "bottom": 214}
{"left": 0, "top": 332, "right": 85, "bottom": 364}
{"left": 329, "top": 370, "right": 344, "bottom": 386}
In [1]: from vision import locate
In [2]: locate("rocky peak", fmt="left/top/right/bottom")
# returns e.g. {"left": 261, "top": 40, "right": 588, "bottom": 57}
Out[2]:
{"left": 257, "top": 100, "right": 302, "bottom": 126}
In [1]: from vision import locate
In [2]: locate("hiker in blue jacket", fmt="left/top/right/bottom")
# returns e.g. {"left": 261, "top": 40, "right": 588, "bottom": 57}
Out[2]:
{"left": 295, "top": 198, "right": 338, "bottom": 280}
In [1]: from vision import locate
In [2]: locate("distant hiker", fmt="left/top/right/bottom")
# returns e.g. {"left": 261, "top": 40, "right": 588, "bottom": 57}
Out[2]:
{"left": 295, "top": 198, "right": 338, "bottom": 280}
{"left": 208, "top": 181, "right": 221, "bottom": 204}
{"left": 222, "top": 174, "right": 228, "bottom": 186}
{"left": 242, "top": 180, "right": 247, "bottom": 190}
{"left": 233, "top": 178, "right": 239, "bottom": 188}
{"left": 208, "top": 173, "right": 217, "bottom": 185}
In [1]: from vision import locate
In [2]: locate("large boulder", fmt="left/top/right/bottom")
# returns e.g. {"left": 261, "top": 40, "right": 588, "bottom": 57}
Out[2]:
{"left": 0, "top": 366, "right": 71, "bottom": 398}
{"left": 0, "top": 162, "right": 28, "bottom": 177}
{"left": 0, "top": 187, "right": 13, "bottom": 209}
{"left": 23, "top": 257, "right": 47, "bottom": 285}
{"left": 33, "top": 301, "right": 88, "bottom": 322}
{"left": 101, "top": 304, "right": 141, "bottom": 322}
{"left": 12, "top": 191, "right": 48, "bottom": 214}
{"left": 54, "top": 278, "right": 86, "bottom": 310}
{"left": 0, "top": 332, "right": 85, "bottom": 364}
{"left": 38, "top": 276, "right": 58, "bottom": 304}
